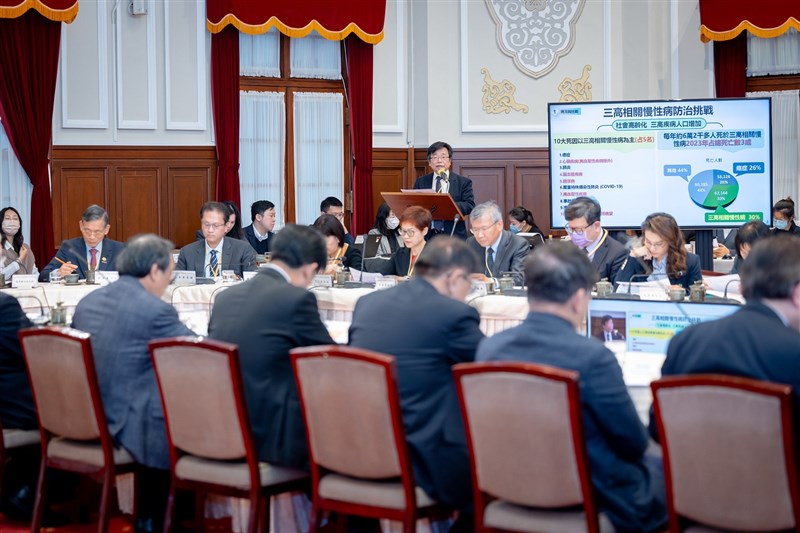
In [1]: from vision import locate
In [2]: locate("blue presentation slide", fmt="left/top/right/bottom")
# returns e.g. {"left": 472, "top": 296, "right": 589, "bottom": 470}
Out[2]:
{"left": 549, "top": 98, "right": 772, "bottom": 229}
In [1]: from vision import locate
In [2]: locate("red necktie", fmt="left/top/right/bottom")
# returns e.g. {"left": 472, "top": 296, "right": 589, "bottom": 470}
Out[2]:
{"left": 90, "top": 248, "right": 98, "bottom": 270}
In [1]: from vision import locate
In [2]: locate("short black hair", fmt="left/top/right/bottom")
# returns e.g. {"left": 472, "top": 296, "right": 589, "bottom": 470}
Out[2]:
{"left": 601, "top": 315, "right": 613, "bottom": 326}
{"left": 83, "top": 205, "right": 109, "bottom": 225}
{"left": 564, "top": 196, "right": 601, "bottom": 225}
{"left": 271, "top": 224, "right": 327, "bottom": 271}
{"left": 773, "top": 197, "right": 795, "bottom": 219}
{"left": 414, "top": 237, "right": 480, "bottom": 278}
{"left": 525, "top": 241, "right": 597, "bottom": 303}
{"left": 117, "top": 234, "right": 173, "bottom": 278}
{"left": 251, "top": 200, "right": 275, "bottom": 222}
{"left": 200, "top": 201, "right": 230, "bottom": 223}
{"left": 320, "top": 197, "right": 343, "bottom": 213}
{"left": 426, "top": 141, "right": 453, "bottom": 160}
{"left": 312, "top": 214, "right": 346, "bottom": 246}
{"left": 734, "top": 220, "right": 771, "bottom": 256}
{"left": 509, "top": 206, "right": 533, "bottom": 226}
{"left": 740, "top": 236, "right": 800, "bottom": 300}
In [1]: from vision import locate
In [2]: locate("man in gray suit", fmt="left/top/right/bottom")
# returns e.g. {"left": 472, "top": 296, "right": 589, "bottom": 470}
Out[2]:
{"left": 71, "top": 234, "right": 194, "bottom": 533}
{"left": 176, "top": 201, "right": 257, "bottom": 278}
{"left": 466, "top": 201, "right": 529, "bottom": 286}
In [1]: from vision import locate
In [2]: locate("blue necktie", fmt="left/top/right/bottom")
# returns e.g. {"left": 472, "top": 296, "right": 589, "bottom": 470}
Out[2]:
{"left": 209, "top": 249, "right": 218, "bottom": 277}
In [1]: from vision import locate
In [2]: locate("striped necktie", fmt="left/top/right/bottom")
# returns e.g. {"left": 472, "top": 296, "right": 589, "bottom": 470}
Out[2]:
{"left": 209, "top": 249, "right": 219, "bottom": 277}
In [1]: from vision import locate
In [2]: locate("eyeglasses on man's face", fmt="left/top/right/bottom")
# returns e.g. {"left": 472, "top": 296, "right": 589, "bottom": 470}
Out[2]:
{"left": 202, "top": 223, "right": 225, "bottom": 231}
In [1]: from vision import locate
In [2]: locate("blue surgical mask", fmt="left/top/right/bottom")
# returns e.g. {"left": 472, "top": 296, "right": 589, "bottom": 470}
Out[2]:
{"left": 775, "top": 219, "right": 789, "bottom": 230}
{"left": 510, "top": 225, "right": 520, "bottom": 234}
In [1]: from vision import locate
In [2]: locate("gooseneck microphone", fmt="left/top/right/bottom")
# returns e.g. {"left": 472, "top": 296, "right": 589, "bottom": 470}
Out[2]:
{"left": 343, "top": 234, "right": 370, "bottom": 288}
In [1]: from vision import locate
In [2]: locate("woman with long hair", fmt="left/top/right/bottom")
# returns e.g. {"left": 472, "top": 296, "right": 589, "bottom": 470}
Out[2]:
{"left": 0, "top": 207, "right": 37, "bottom": 279}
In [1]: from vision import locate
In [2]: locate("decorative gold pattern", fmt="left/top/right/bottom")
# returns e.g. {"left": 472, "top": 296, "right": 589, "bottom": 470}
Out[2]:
{"left": 558, "top": 65, "right": 592, "bottom": 102}
{"left": 481, "top": 68, "right": 529, "bottom": 115}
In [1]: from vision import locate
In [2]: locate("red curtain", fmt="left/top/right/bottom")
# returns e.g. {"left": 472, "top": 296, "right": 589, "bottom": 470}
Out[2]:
{"left": 211, "top": 25, "right": 241, "bottom": 205}
{"left": 0, "top": 11, "right": 60, "bottom": 266}
{"left": 713, "top": 33, "right": 747, "bottom": 98}
{"left": 207, "top": 0, "right": 385, "bottom": 44}
{"left": 0, "top": 0, "right": 78, "bottom": 22}
{"left": 699, "top": 0, "right": 799, "bottom": 42}
{"left": 346, "top": 36, "right": 374, "bottom": 236}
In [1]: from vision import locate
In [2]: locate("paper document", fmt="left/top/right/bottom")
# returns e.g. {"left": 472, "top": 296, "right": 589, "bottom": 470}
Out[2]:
{"left": 703, "top": 274, "right": 740, "bottom": 294}
{"left": 347, "top": 269, "right": 383, "bottom": 284}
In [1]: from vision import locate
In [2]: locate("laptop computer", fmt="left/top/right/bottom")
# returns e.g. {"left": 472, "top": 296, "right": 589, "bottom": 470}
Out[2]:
{"left": 355, "top": 234, "right": 385, "bottom": 258}
{"left": 517, "top": 232, "right": 545, "bottom": 249}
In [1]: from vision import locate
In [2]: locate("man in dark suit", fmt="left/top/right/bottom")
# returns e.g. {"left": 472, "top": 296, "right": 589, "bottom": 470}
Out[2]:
{"left": 594, "top": 315, "right": 625, "bottom": 342}
{"left": 39, "top": 205, "right": 125, "bottom": 282}
{"left": 565, "top": 196, "right": 628, "bottom": 283}
{"left": 71, "top": 234, "right": 194, "bottom": 533}
{"left": 176, "top": 201, "right": 257, "bottom": 278}
{"left": 348, "top": 238, "right": 484, "bottom": 521}
{"left": 413, "top": 141, "right": 475, "bottom": 239}
{"left": 466, "top": 201, "right": 529, "bottom": 286}
{"left": 208, "top": 224, "right": 333, "bottom": 469}
{"left": 656, "top": 236, "right": 800, "bottom": 428}
{"left": 477, "top": 242, "right": 667, "bottom": 533}
{"left": 320, "top": 196, "right": 354, "bottom": 246}
{"left": 242, "top": 200, "right": 276, "bottom": 254}
{"left": 0, "top": 292, "right": 35, "bottom": 430}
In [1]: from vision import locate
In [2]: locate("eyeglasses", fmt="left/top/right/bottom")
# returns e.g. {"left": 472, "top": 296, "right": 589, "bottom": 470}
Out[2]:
{"left": 565, "top": 223, "right": 591, "bottom": 235}
{"left": 329, "top": 212, "right": 345, "bottom": 220}
{"left": 202, "top": 223, "right": 225, "bottom": 231}
{"left": 470, "top": 222, "right": 499, "bottom": 235}
{"left": 400, "top": 228, "right": 419, "bottom": 237}
{"left": 429, "top": 155, "right": 450, "bottom": 162}
{"left": 81, "top": 228, "right": 107, "bottom": 237}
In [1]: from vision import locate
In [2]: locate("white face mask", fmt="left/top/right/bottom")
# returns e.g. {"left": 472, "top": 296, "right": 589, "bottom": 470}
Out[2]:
{"left": 2, "top": 222, "right": 19, "bottom": 236}
{"left": 386, "top": 216, "right": 400, "bottom": 230}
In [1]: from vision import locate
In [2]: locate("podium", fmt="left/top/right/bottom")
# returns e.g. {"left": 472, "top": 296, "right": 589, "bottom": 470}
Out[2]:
{"left": 381, "top": 191, "right": 465, "bottom": 235}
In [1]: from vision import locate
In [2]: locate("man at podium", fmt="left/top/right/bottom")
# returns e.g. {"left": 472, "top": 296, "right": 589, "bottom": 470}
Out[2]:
{"left": 413, "top": 141, "right": 474, "bottom": 239}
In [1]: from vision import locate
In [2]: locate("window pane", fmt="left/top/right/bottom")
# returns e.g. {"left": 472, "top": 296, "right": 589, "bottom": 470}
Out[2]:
{"left": 240, "top": 91, "right": 286, "bottom": 229}
{"left": 240, "top": 31, "right": 280, "bottom": 77}
{"left": 0, "top": 122, "right": 32, "bottom": 244}
{"left": 293, "top": 92, "right": 344, "bottom": 224}
{"left": 290, "top": 32, "right": 342, "bottom": 80}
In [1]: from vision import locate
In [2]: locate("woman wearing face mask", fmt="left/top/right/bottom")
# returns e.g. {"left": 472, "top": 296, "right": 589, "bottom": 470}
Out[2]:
{"left": 0, "top": 207, "right": 37, "bottom": 281}
{"left": 771, "top": 197, "right": 800, "bottom": 237}
{"left": 616, "top": 212, "right": 702, "bottom": 292}
{"left": 368, "top": 202, "right": 405, "bottom": 256}
{"left": 508, "top": 206, "right": 543, "bottom": 235}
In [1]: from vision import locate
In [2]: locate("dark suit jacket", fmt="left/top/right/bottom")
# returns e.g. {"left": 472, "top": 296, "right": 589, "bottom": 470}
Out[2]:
{"left": 39, "top": 237, "right": 126, "bottom": 282}
{"left": 176, "top": 236, "right": 257, "bottom": 278}
{"left": 242, "top": 224, "right": 272, "bottom": 254}
{"left": 616, "top": 252, "right": 702, "bottom": 292}
{"left": 477, "top": 312, "right": 667, "bottom": 533}
{"left": 348, "top": 277, "right": 484, "bottom": 509}
{"left": 594, "top": 329, "right": 625, "bottom": 341}
{"left": 591, "top": 230, "right": 629, "bottom": 283}
{"left": 208, "top": 268, "right": 334, "bottom": 468}
{"left": 466, "top": 230, "right": 528, "bottom": 284}
{"left": 655, "top": 301, "right": 800, "bottom": 437}
{"left": 378, "top": 247, "right": 414, "bottom": 277}
{"left": 0, "top": 293, "right": 35, "bottom": 430}
{"left": 71, "top": 276, "right": 194, "bottom": 469}
{"left": 413, "top": 172, "right": 475, "bottom": 238}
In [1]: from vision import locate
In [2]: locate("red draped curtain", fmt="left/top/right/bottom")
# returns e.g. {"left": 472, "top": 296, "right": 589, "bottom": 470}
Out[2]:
{"left": 206, "top": 0, "right": 385, "bottom": 234}
{"left": 699, "top": 0, "right": 799, "bottom": 97}
{"left": 0, "top": 6, "right": 72, "bottom": 265}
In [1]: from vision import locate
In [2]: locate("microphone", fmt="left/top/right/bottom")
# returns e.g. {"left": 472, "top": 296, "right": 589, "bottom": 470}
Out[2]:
{"left": 613, "top": 272, "right": 650, "bottom": 300}
{"left": 208, "top": 284, "right": 230, "bottom": 314}
{"left": 344, "top": 234, "right": 370, "bottom": 288}
{"left": 16, "top": 294, "right": 47, "bottom": 324}
{"left": 723, "top": 278, "right": 740, "bottom": 299}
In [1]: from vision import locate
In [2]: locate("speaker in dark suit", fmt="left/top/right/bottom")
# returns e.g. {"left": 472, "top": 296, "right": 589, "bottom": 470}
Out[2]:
{"left": 466, "top": 201, "right": 529, "bottom": 285}
{"left": 413, "top": 141, "right": 474, "bottom": 239}
{"left": 348, "top": 238, "right": 483, "bottom": 511}
{"left": 208, "top": 224, "right": 332, "bottom": 469}
{"left": 39, "top": 205, "right": 125, "bottom": 282}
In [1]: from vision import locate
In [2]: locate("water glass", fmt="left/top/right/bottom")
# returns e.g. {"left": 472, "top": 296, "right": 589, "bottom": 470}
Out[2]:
{"left": 49, "top": 270, "right": 63, "bottom": 285}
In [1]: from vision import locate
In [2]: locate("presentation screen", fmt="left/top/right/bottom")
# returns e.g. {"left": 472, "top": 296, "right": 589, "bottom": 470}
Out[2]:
{"left": 587, "top": 299, "right": 740, "bottom": 357}
{"left": 549, "top": 98, "right": 773, "bottom": 230}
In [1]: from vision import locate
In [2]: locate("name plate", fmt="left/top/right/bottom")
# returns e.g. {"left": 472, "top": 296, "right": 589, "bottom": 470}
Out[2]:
{"left": 375, "top": 277, "right": 397, "bottom": 290}
{"left": 172, "top": 270, "right": 196, "bottom": 286}
{"left": 313, "top": 275, "right": 333, "bottom": 288}
{"left": 470, "top": 280, "right": 488, "bottom": 297}
{"left": 639, "top": 287, "right": 669, "bottom": 301}
{"left": 95, "top": 271, "right": 120, "bottom": 285}
{"left": 242, "top": 271, "right": 257, "bottom": 281}
{"left": 11, "top": 274, "right": 37, "bottom": 289}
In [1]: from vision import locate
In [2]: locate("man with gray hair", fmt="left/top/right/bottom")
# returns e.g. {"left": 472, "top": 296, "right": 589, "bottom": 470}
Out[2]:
{"left": 39, "top": 204, "right": 126, "bottom": 282}
{"left": 466, "top": 200, "right": 529, "bottom": 285}
{"left": 477, "top": 242, "right": 667, "bottom": 533}
{"left": 564, "top": 196, "right": 627, "bottom": 283}
{"left": 72, "top": 234, "right": 194, "bottom": 533}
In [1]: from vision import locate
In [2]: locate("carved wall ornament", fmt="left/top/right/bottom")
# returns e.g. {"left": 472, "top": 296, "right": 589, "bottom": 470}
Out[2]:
{"left": 485, "top": 0, "right": 585, "bottom": 79}
{"left": 480, "top": 68, "right": 530, "bottom": 114}
{"left": 558, "top": 64, "right": 592, "bottom": 102}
